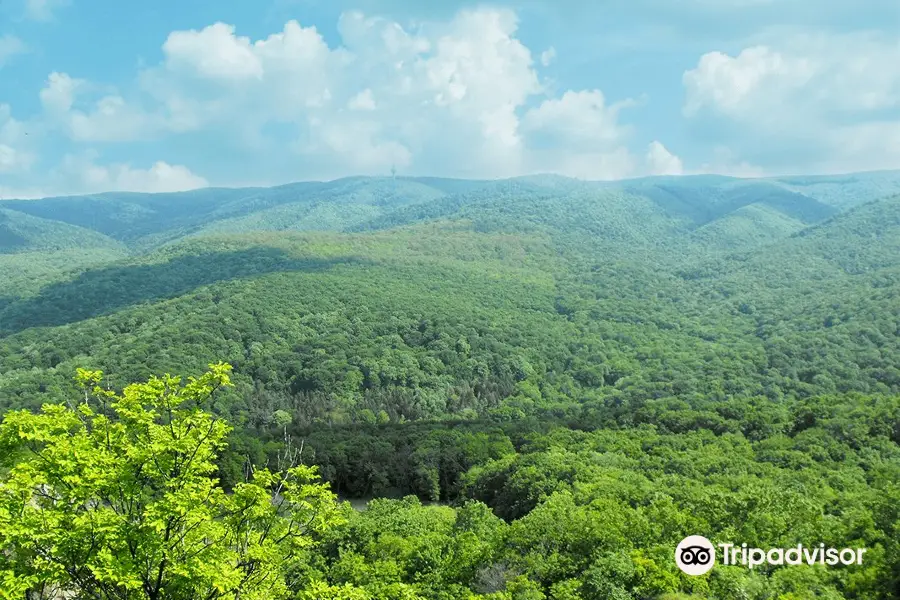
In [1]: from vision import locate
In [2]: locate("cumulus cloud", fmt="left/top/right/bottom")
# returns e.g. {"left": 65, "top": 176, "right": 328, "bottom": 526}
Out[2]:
{"left": 40, "top": 72, "right": 164, "bottom": 142}
{"left": 683, "top": 31, "right": 900, "bottom": 172}
{"left": 135, "top": 8, "right": 557, "bottom": 179}
{"left": 520, "top": 90, "right": 638, "bottom": 179}
{"left": 147, "top": 18, "right": 343, "bottom": 129}
{"left": 524, "top": 90, "right": 631, "bottom": 148}
{"left": 59, "top": 153, "right": 209, "bottom": 193}
{"left": 39, "top": 72, "right": 83, "bottom": 113}
{"left": 646, "top": 141, "right": 684, "bottom": 175}
{"left": 20, "top": 7, "right": 688, "bottom": 188}
{"left": 0, "top": 145, "right": 28, "bottom": 174}
{"left": 162, "top": 23, "right": 265, "bottom": 82}
{"left": 683, "top": 46, "right": 815, "bottom": 120}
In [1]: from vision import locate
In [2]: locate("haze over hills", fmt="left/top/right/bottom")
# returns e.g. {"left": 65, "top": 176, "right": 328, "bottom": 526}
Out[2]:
{"left": 3, "top": 170, "right": 897, "bottom": 255}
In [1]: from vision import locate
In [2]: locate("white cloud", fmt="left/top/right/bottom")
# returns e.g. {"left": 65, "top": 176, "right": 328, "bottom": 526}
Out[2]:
{"left": 540, "top": 47, "right": 556, "bottom": 67}
{"left": 140, "top": 8, "right": 549, "bottom": 178}
{"left": 519, "top": 90, "right": 639, "bottom": 179}
{"left": 0, "top": 104, "right": 27, "bottom": 145}
{"left": 424, "top": 8, "right": 540, "bottom": 111}
{"left": 60, "top": 153, "right": 208, "bottom": 193}
{"left": 25, "top": 0, "right": 69, "bottom": 21}
{"left": 646, "top": 141, "right": 683, "bottom": 175}
{"left": 817, "top": 121, "right": 900, "bottom": 173}
{"left": 162, "top": 23, "right": 265, "bottom": 82}
{"left": 683, "top": 46, "right": 815, "bottom": 119}
{"left": 18, "top": 7, "right": 688, "bottom": 186}
{"left": 40, "top": 72, "right": 162, "bottom": 142}
{"left": 67, "top": 95, "right": 161, "bottom": 142}
{"left": 0, "top": 35, "right": 26, "bottom": 68}
{"left": 128, "top": 18, "right": 347, "bottom": 146}
{"left": 683, "top": 31, "right": 900, "bottom": 172}
{"left": 300, "top": 118, "right": 412, "bottom": 173}
{"left": 334, "top": 11, "right": 429, "bottom": 79}
{"left": 413, "top": 7, "right": 542, "bottom": 174}
{"left": 104, "top": 161, "right": 209, "bottom": 193}
{"left": 0, "top": 145, "right": 27, "bottom": 173}
{"left": 523, "top": 90, "right": 630, "bottom": 148}
{"left": 683, "top": 34, "right": 900, "bottom": 120}
{"left": 40, "top": 72, "right": 83, "bottom": 114}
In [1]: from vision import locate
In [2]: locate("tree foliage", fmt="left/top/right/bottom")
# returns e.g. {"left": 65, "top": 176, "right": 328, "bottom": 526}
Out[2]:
{"left": 0, "top": 364, "right": 343, "bottom": 600}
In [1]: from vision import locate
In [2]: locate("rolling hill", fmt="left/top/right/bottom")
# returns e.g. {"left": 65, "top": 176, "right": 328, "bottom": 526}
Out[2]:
{"left": 0, "top": 208, "right": 129, "bottom": 305}
{"left": 620, "top": 176, "right": 838, "bottom": 226}
{"left": 0, "top": 208, "right": 124, "bottom": 254}
{"left": 767, "top": 169, "right": 900, "bottom": 210}
{"left": 0, "top": 178, "right": 453, "bottom": 250}
{"left": 0, "top": 187, "right": 896, "bottom": 418}
{"left": 0, "top": 173, "right": 896, "bottom": 415}
{"left": 1, "top": 171, "right": 887, "bottom": 258}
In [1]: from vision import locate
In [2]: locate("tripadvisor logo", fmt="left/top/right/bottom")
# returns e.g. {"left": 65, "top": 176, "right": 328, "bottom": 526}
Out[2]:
{"left": 675, "top": 536, "right": 867, "bottom": 575}
{"left": 675, "top": 536, "right": 716, "bottom": 575}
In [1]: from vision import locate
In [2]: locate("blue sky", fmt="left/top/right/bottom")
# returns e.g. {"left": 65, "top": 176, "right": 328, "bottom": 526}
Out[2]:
{"left": 1, "top": 0, "right": 899, "bottom": 197}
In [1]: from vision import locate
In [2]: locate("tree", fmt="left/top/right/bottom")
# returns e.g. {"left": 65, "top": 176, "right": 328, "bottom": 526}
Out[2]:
{"left": 0, "top": 363, "right": 343, "bottom": 600}
{"left": 273, "top": 409, "right": 293, "bottom": 442}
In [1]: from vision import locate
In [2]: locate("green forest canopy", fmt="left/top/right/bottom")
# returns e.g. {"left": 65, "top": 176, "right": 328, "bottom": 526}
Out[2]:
{"left": 0, "top": 173, "right": 898, "bottom": 599}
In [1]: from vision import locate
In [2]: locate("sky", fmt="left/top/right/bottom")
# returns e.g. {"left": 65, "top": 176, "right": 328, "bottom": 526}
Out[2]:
{"left": 0, "top": 0, "right": 899, "bottom": 197}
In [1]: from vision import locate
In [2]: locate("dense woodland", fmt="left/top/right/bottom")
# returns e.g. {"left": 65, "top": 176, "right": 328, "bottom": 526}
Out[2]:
{"left": 0, "top": 173, "right": 898, "bottom": 599}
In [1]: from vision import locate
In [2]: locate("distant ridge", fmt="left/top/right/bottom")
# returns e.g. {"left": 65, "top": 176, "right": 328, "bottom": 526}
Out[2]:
{"left": 1, "top": 170, "right": 898, "bottom": 254}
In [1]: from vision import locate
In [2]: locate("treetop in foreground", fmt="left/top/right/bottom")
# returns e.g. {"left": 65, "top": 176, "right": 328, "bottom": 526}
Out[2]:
{"left": 0, "top": 363, "right": 344, "bottom": 600}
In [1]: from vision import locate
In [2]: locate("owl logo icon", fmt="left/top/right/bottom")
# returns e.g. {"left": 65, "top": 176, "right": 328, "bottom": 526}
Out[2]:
{"left": 675, "top": 535, "right": 716, "bottom": 575}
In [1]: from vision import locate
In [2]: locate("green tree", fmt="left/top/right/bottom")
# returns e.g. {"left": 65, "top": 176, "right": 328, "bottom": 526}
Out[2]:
{"left": 0, "top": 363, "right": 343, "bottom": 600}
{"left": 273, "top": 409, "right": 293, "bottom": 441}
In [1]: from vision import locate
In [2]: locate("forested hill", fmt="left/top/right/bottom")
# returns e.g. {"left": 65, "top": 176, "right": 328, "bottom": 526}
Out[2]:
{"left": 0, "top": 173, "right": 897, "bottom": 427}
{"left": 0, "top": 173, "right": 898, "bottom": 599}
{"left": 3, "top": 171, "right": 898, "bottom": 253}
{"left": 0, "top": 208, "right": 123, "bottom": 254}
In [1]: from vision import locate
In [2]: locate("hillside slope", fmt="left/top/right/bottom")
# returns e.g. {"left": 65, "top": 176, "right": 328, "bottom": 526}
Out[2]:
{"left": 688, "top": 203, "right": 807, "bottom": 250}
{"left": 769, "top": 169, "right": 900, "bottom": 210}
{"left": 0, "top": 209, "right": 129, "bottom": 303}
{"left": 3, "top": 171, "right": 884, "bottom": 257}
{"left": 681, "top": 194, "right": 900, "bottom": 396}
{"left": 620, "top": 177, "right": 838, "bottom": 226}
{"left": 0, "top": 178, "right": 457, "bottom": 249}
{"left": 355, "top": 176, "right": 841, "bottom": 258}
{"left": 0, "top": 196, "right": 897, "bottom": 419}
{"left": 190, "top": 178, "right": 448, "bottom": 238}
{"left": 0, "top": 208, "right": 124, "bottom": 254}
